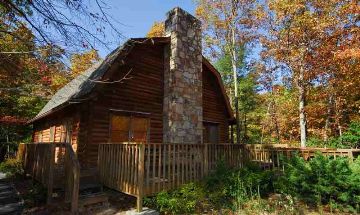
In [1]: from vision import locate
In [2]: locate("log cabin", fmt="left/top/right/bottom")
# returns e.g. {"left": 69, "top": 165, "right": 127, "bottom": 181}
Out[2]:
{"left": 30, "top": 7, "right": 235, "bottom": 167}
{"left": 24, "top": 7, "right": 238, "bottom": 211}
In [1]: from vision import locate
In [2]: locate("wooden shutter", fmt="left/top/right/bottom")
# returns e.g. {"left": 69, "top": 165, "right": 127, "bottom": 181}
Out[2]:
{"left": 131, "top": 117, "right": 149, "bottom": 142}
{"left": 110, "top": 115, "right": 131, "bottom": 142}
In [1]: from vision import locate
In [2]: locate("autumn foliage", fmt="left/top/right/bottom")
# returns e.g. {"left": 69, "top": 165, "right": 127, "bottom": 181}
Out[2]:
{"left": 147, "top": 21, "right": 165, "bottom": 37}
{"left": 195, "top": 0, "right": 360, "bottom": 147}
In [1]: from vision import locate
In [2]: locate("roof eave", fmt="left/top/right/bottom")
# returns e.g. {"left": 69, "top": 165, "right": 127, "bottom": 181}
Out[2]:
{"left": 27, "top": 101, "right": 71, "bottom": 124}
{"left": 202, "top": 57, "right": 236, "bottom": 122}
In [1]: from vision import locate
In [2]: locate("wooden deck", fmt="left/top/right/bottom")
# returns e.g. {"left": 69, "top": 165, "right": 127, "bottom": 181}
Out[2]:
{"left": 244, "top": 144, "right": 360, "bottom": 168}
{"left": 19, "top": 142, "right": 359, "bottom": 213}
{"left": 18, "top": 143, "right": 80, "bottom": 213}
{"left": 98, "top": 143, "right": 245, "bottom": 196}
{"left": 97, "top": 142, "right": 359, "bottom": 211}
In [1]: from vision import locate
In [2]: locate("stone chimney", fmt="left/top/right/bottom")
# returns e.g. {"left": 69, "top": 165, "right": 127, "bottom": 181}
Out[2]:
{"left": 163, "top": 7, "right": 203, "bottom": 143}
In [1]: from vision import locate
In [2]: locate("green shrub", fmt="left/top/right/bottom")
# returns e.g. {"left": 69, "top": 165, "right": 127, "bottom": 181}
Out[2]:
{"left": 224, "top": 163, "right": 275, "bottom": 210}
{"left": 275, "top": 153, "right": 360, "bottom": 212}
{"left": 149, "top": 182, "right": 205, "bottom": 214}
{"left": 148, "top": 156, "right": 360, "bottom": 214}
{"left": 148, "top": 161, "right": 276, "bottom": 213}
{"left": 341, "top": 121, "right": 360, "bottom": 148}
{"left": 0, "top": 158, "right": 24, "bottom": 178}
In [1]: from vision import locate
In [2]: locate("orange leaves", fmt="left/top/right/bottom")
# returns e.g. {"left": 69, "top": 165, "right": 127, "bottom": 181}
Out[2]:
{"left": 195, "top": 5, "right": 205, "bottom": 18}
{"left": 335, "top": 48, "right": 360, "bottom": 59}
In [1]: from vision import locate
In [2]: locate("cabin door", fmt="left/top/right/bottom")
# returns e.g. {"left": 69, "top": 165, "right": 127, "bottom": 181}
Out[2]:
{"left": 204, "top": 122, "right": 219, "bottom": 144}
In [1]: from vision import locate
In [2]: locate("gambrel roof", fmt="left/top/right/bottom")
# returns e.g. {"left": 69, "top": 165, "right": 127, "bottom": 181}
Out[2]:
{"left": 30, "top": 37, "right": 234, "bottom": 123}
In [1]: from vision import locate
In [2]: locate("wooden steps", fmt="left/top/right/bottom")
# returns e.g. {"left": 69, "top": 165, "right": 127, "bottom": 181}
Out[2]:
{"left": 79, "top": 193, "right": 109, "bottom": 210}
{"left": 77, "top": 167, "right": 109, "bottom": 211}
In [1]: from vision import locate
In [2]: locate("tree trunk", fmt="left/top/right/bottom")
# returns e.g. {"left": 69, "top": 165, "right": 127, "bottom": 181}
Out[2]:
{"left": 298, "top": 65, "right": 307, "bottom": 147}
{"left": 334, "top": 98, "right": 343, "bottom": 137}
{"left": 244, "top": 113, "right": 247, "bottom": 141}
{"left": 230, "top": 23, "right": 240, "bottom": 144}
{"left": 271, "top": 96, "right": 281, "bottom": 142}
{"left": 324, "top": 93, "right": 333, "bottom": 141}
{"left": 261, "top": 101, "right": 272, "bottom": 144}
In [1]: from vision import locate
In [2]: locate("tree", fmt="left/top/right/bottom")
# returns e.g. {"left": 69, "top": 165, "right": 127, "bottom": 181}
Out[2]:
{"left": 196, "top": 0, "right": 259, "bottom": 144}
{"left": 312, "top": 0, "right": 360, "bottom": 138}
{"left": 70, "top": 49, "right": 100, "bottom": 77}
{"left": 258, "top": 0, "right": 360, "bottom": 147}
{"left": 238, "top": 72, "right": 258, "bottom": 141}
{"left": 0, "top": 0, "right": 124, "bottom": 55}
{"left": 0, "top": 8, "right": 104, "bottom": 144}
{"left": 215, "top": 47, "right": 260, "bottom": 142}
{"left": 147, "top": 21, "right": 165, "bottom": 37}
{"left": 215, "top": 46, "right": 246, "bottom": 103}
{"left": 0, "top": 18, "right": 62, "bottom": 111}
{"left": 260, "top": 0, "right": 327, "bottom": 147}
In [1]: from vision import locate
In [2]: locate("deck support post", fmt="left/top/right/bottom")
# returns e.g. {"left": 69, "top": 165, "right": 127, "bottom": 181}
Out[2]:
{"left": 348, "top": 151, "right": 354, "bottom": 163}
{"left": 137, "top": 144, "right": 145, "bottom": 212}
{"left": 47, "top": 143, "right": 55, "bottom": 204}
{"left": 204, "top": 143, "right": 208, "bottom": 176}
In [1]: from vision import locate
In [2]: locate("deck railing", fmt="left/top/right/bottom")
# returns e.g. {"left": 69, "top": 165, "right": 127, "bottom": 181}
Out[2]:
{"left": 243, "top": 144, "right": 360, "bottom": 168}
{"left": 98, "top": 143, "right": 246, "bottom": 211}
{"left": 64, "top": 143, "right": 81, "bottom": 213}
{"left": 98, "top": 142, "right": 359, "bottom": 212}
{"left": 18, "top": 143, "right": 80, "bottom": 213}
{"left": 19, "top": 143, "right": 57, "bottom": 203}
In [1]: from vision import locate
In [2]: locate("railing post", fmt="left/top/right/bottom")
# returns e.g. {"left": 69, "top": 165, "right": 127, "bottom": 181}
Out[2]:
{"left": 71, "top": 164, "right": 80, "bottom": 214}
{"left": 204, "top": 143, "right": 208, "bottom": 176}
{"left": 47, "top": 144, "right": 55, "bottom": 204}
{"left": 137, "top": 144, "right": 145, "bottom": 212}
{"left": 348, "top": 151, "right": 354, "bottom": 163}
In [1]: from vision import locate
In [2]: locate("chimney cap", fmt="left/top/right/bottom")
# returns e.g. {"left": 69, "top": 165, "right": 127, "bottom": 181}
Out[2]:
{"left": 166, "top": 7, "right": 200, "bottom": 24}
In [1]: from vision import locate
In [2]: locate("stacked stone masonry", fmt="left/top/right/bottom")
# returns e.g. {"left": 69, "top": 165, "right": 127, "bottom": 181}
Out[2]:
{"left": 163, "top": 7, "right": 203, "bottom": 143}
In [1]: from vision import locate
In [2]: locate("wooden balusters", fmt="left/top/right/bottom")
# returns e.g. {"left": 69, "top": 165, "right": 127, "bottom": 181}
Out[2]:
{"left": 97, "top": 142, "right": 359, "bottom": 213}
{"left": 64, "top": 143, "right": 80, "bottom": 214}
{"left": 19, "top": 143, "right": 80, "bottom": 213}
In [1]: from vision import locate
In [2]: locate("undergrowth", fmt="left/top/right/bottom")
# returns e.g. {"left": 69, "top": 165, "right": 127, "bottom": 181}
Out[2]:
{"left": 0, "top": 158, "right": 24, "bottom": 178}
{"left": 145, "top": 155, "right": 360, "bottom": 214}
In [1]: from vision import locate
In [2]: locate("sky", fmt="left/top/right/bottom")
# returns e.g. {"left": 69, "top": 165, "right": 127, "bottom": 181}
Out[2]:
{"left": 95, "top": 0, "right": 196, "bottom": 57}
{"left": 84, "top": 0, "right": 260, "bottom": 64}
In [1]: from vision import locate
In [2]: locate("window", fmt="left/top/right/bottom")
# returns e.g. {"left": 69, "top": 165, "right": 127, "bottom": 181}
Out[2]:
{"left": 110, "top": 114, "right": 149, "bottom": 143}
{"left": 203, "top": 122, "right": 219, "bottom": 144}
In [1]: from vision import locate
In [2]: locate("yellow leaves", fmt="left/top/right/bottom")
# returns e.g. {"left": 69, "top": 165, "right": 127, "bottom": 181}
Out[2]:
{"left": 70, "top": 49, "right": 100, "bottom": 77}
{"left": 195, "top": 6, "right": 205, "bottom": 18}
{"left": 50, "top": 73, "right": 68, "bottom": 92}
{"left": 146, "top": 21, "right": 165, "bottom": 37}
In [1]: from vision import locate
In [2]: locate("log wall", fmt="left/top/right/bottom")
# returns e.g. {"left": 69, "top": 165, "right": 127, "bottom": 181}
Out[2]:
{"left": 82, "top": 44, "right": 165, "bottom": 166}
{"left": 203, "top": 65, "right": 230, "bottom": 143}
{"left": 32, "top": 43, "right": 233, "bottom": 167}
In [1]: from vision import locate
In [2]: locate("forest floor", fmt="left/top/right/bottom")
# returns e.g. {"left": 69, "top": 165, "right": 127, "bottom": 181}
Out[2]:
{"left": 6, "top": 177, "right": 355, "bottom": 215}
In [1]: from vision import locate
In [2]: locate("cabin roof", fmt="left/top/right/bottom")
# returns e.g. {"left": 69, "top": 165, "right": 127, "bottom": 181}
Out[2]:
{"left": 30, "top": 37, "right": 235, "bottom": 123}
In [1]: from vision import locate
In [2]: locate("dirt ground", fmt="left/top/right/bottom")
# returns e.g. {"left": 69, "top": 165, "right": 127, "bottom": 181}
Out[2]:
{"left": 13, "top": 177, "right": 140, "bottom": 215}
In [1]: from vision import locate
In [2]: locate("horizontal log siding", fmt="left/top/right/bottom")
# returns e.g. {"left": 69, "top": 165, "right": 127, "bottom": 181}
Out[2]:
{"left": 32, "top": 108, "right": 80, "bottom": 153}
{"left": 202, "top": 65, "right": 230, "bottom": 143}
{"left": 84, "top": 44, "right": 165, "bottom": 166}
{"left": 34, "top": 43, "right": 233, "bottom": 167}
